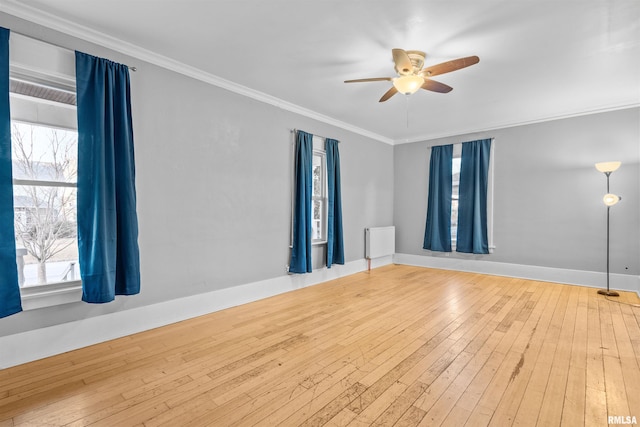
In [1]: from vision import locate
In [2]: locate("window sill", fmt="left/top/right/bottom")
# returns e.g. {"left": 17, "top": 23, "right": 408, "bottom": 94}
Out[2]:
{"left": 20, "top": 281, "right": 82, "bottom": 310}
{"left": 449, "top": 244, "right": 496, "bottom": 254}
{"left": 289, "top": 240, "right": 328, "bottom": 249}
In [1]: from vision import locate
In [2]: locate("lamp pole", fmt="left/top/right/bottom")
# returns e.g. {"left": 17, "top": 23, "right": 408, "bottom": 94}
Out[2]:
{"left": 598, "top": 169, "right": 619, "bottom": 297}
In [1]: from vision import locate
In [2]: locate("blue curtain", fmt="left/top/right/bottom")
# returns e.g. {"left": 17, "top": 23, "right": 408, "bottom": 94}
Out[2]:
{"left": 423, "top": 144, "right": 453, "bottom": 252}
{"left": 0, "top": 27, "right": 22, "bottom": 318}
{"left": 457, "top": 139, "right": 492, "bottom": 254}
{"left": 289, "top": 130, "right": 313, "bottom": 273}
{"left": 76, "top": 51, "right": 140, "bottom": 303}
{"left": 325, "top": 138, "right": 344, "bottom": 268}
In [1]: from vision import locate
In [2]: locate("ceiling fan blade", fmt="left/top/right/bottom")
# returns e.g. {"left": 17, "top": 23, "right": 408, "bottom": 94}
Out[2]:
{"left": 421, "top": 79, "right": 453, "bottom": 93}
{"left": 420, "top": 56, "right": 480, "bottom": 77}
{"left": 379, "top": 86, "right": 398, "bottom": 102}
{"left": 392, "top": 48, "right": 413, "bottom": 75}
{"left": 344, "top": 77, "right": 393, "bottom": 83}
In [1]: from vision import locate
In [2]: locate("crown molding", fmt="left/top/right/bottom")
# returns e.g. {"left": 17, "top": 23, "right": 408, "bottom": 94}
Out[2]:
{"left": 392, "top": 102, "right": 640, "bottom": 145}
{"left": 3, "top": 1, "right": 635, "bottom": 148}
{"left": 0, "top": 1, "right": 395, "bottom": 145}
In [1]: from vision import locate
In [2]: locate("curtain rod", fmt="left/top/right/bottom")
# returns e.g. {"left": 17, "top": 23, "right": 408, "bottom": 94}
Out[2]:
{"left": 290, "top": 128, "right": 339, "bottom": 143}
{"left": 429, "top": 137, "right": 495, "bottom": 148}
{"left": 10, "top": 29, "right": 137, "bottom": 72}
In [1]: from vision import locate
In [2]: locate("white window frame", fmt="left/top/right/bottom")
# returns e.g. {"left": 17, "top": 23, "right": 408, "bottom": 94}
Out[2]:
{"left": 451, "top": 144, "right": 462, "bottom": 249}
{"left": 311, "top": 147, "right": 328, "bottom": 245}
{"left": 9, "top": 33, "right": 82, "bottom": 310}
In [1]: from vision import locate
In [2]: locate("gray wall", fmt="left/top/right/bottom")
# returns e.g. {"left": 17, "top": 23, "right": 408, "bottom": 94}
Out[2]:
{"left": 0, "top": 14, "right": 394, "bottom": 336}
{"left": 394, "top": 108, "right": 640, "bottom": 276}
{"left": 1, "top": 12, "right": 636, "bottom": 340}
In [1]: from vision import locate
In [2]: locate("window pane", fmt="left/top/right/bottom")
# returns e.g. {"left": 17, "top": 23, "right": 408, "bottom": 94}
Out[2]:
{"left": 14, "top": 185, "right": 78, "bottom": 286}
{"left": 312, "top": 154, "right": 322, "bottom": 197}
{"left": 312, "top": 200, "right": 323, "bottom": 240}
{"left": 451, "top": 199, "right": 459, "bottom": 242}
{"left": 11, "top": 122, "right": 77, "bottom": 183}
{"left": 301, "top": 150, "right": 327, "bottom": 243}
{"left": 11, "top": 122, "right": 79, "bottom": 287}
{"left": 451, "top": 155, "right": 461, "bottom": 245}
{"left": 452, "top": 157, "right": 461, "bottom": 186}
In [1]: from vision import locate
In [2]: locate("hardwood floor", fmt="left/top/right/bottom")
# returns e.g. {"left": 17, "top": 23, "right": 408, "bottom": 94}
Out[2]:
{"left": 1, "top": 265, "right": 639, "bottom": 426}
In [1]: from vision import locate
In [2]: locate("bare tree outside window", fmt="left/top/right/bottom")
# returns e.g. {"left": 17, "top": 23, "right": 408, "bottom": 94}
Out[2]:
{"left": 311, "top": 152, "right": 326, "bottom": 242}
{"left": 12, "top": 122, "right": 78, "bottom": 285}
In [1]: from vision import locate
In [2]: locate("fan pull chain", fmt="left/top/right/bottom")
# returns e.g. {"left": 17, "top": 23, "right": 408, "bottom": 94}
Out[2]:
{"left": 405, "top": 95, "right": 410, "bottom": 128}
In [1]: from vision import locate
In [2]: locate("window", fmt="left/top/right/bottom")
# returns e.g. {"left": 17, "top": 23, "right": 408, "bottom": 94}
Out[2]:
{"left": 311, "top": 147, "right": 327, "bottom": 243}
{"left": 451, "top": 145, "right": 462, "bottom": 245}
{"left": 450, "top": 142, "right": 495, "bottom": 252}
{"left": 8, "top": 33, "right": 81, "bottom": 306}
{"left": 11, "top": 119, "right": 78, "bottom": 288}
{"left": 290, "top": 134, "right": 328, "bottom": 247}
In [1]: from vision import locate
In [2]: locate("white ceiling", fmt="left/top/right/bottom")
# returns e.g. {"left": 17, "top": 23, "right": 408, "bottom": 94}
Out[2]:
{"left": 2, "top": 0, "right": 639, "bottom": 144}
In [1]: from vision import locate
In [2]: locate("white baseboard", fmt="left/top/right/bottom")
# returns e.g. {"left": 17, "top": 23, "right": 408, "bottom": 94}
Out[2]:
{"left": 0, "top": 256, "right": 393, "bottom": 370}
{"left": 6, "top": 253, "right": 635, "bottom": 370}
{"left": 394, "top": 253, "right": 640, "bottom": 295}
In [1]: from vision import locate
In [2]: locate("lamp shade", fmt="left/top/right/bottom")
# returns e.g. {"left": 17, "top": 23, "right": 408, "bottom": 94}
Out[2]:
{"left": 393, "top": 75, "right": 424, "bottom": 95}
{"left": 595, "top": 161, "right": 621, "bottom": 173}
{"left": 603, "top": 193, "right": 621, "bottom": 206}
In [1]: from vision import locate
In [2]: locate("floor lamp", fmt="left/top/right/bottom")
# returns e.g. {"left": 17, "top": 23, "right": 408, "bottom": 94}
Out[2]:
{"left": 595, "top": 161, "right": 622, "bottom": 297}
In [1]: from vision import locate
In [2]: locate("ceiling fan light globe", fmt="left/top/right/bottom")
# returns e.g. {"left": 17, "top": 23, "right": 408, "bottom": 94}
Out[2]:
{"left": 393, "top": 75, "right": 424, "bottom": 95}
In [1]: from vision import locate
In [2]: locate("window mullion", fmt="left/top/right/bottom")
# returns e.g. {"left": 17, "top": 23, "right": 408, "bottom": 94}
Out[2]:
{"left": 13, "top": 178, "right": 76, "bottom": 188}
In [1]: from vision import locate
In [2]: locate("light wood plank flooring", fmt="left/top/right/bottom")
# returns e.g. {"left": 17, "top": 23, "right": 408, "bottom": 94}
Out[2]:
{"left": 1, "top": 265, "right": 639, "bottom": 426}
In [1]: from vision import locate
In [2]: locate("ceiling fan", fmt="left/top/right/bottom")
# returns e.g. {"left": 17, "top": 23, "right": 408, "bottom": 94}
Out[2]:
{"left": 344, "top": 49, "right": 479, "bottom": 102}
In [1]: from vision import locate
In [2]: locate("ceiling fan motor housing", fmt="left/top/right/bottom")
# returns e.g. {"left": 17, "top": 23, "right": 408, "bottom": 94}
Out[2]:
{"left": 404, "top": 50, "right": 426, "bottom": 74}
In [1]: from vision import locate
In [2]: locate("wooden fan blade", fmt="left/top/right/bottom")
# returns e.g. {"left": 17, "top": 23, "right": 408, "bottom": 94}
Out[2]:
{"left": 379, "top": 86, "right": 398, "bottom": 102}
{"left": 420, "top": 56, "right": 479, "bottom": 77}
{"left": 392, "top": 48, "right": 413, "bottom": 75}
{"left": 421, "top": 79, "right": 453, "bottom": 93}
{"left": 344, "top": 77, "right": 393, "bottom": 83}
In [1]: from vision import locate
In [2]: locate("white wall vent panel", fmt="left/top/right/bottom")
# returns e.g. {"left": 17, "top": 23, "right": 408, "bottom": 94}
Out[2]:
{"left": 365, "top": 226, "right": 395, "bottom": 259}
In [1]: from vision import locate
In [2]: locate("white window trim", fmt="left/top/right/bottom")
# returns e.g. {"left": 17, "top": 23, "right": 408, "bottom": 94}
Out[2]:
{"left": 487, "top": 140, "right": 495, "bottom": 253}
{"left": 20, "top": 282, "right": 82, "bottom": 310}
{"left": 10, "top": 33, "right": 82, "bottom": 310}
{"left": 12, "top": 122, "right": 81, "bottom": 309}
{"left": 312, "top": 147, "right": 328, "bottom": 245}
{"left": 451, "top": 143, "right": 462, "bottom": 251}
{"left": 9, "top": 33, "right": 76, "bottom": 93}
